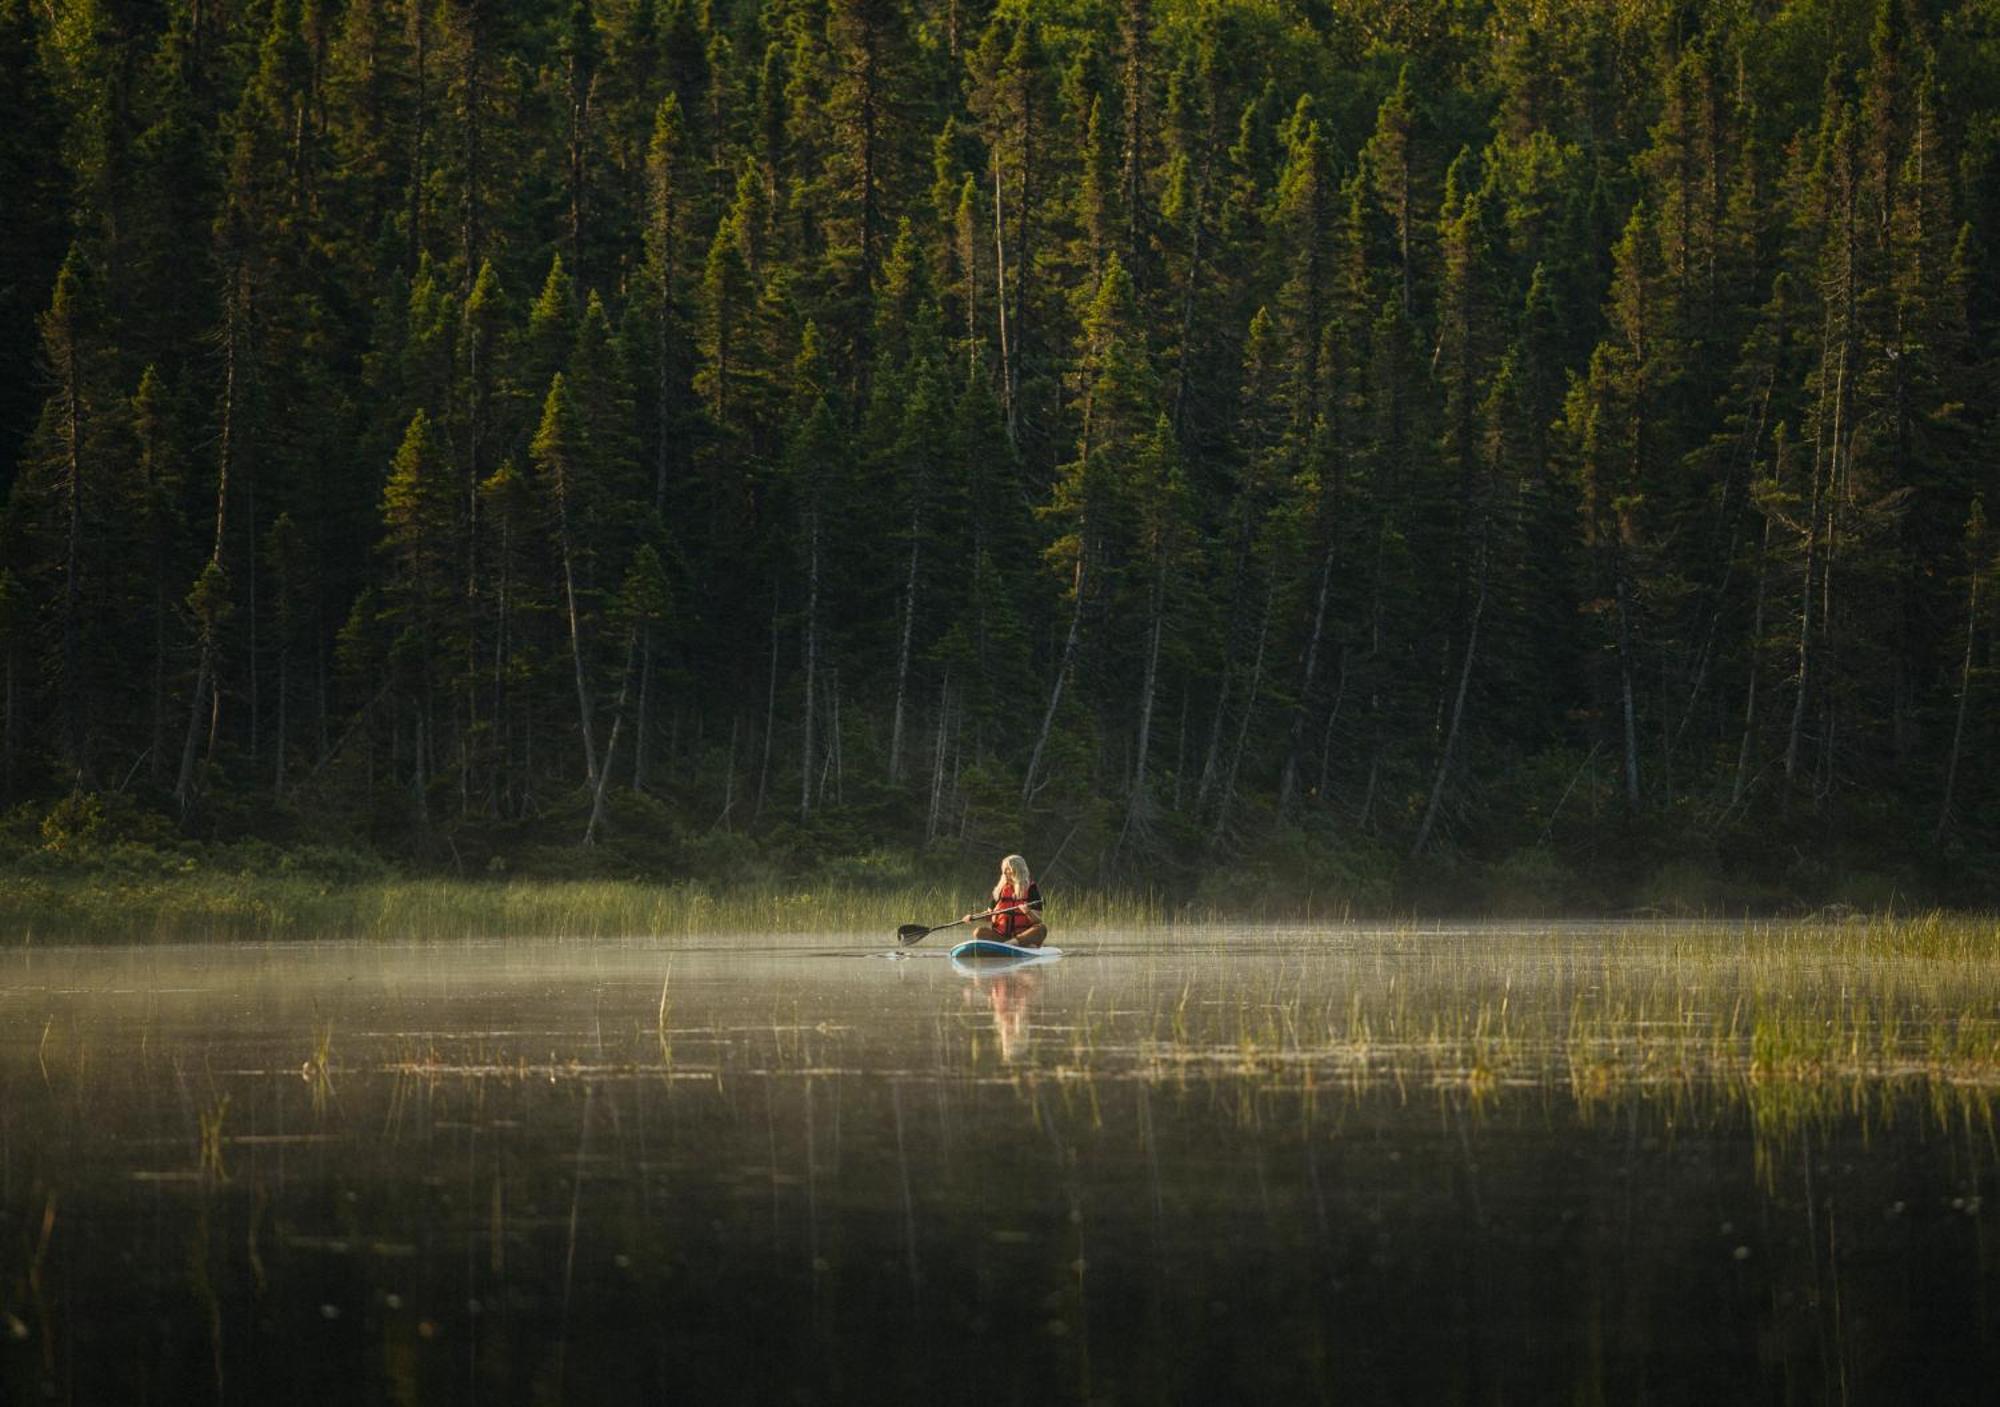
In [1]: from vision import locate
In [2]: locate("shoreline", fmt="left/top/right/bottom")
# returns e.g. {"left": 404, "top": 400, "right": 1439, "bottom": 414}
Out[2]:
{"left": 1, "top": 867, "right": 1993, "bottom": 946}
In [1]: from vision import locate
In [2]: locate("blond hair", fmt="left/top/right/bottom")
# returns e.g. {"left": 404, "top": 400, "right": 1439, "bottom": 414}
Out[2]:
{"left": 992, "top": 854, "right": 1032, "bottom": 903}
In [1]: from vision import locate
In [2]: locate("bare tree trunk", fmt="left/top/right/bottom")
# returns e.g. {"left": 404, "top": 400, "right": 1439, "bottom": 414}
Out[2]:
{"left": 888, "top": 506, "right": 921, "bottom": 783}
{"left": 408, "top": 2, "right": 427, "bottom": 268}
{"left": 632, "top": 625, "right": 651, "bottom": 792}
{"left": 1110, "top": 560, "right": 1168, "bottom": 870}
{"left": 412, "top": 711, "right": 428, "bottom": 824}
{"left": 584, "top": 628, "right": 639, "bottom": 846}
{"left": 1316, "top": 647, "right": 1348, "bottom": 803}
{"left": 755, "top": 581, "right": 778, "bottom": 821}
{"left": 800, "top": 504, "right": 821, "bottom": 821}
{"left": 1170, "top": 200, "right": 1205, "bottom": 435}
{"left": 177, "top": 272, "right": 243, "bottom": 815}
{"left": 151, "top": 529, "right": 168, "bottom": 787}
{"left": 1786, "top": 355, "right": 1837, "bottom": 787}
{"left": 565, "top": 30, "right": 587, "bottom": 284}
{"left": 1210, "top": 578, "right": 1273, "bottom": 846}
{"left": 489, "top": 512, "right": 512, "bottom": 813}
{"left": 1117, "top": 0, "right": 1147, "bottom": 267}
{"left": 1130, "top": 558, "right": 1167, "bottom": 799}
{"left": 957, "top": 182, "right": 979, "bottom": 372}
{"left": 245, "top": 437, "right": 259, "bottom": 765}
{"left": 927, "top": 674, "right": 952, "bottom": 844}
{"left": 1023, "top": 557, "right": 1087, "bottom": 805}
{"left": 459, "top": 2, "right": 484, "bottom": 272}
{"left": 1614, "top": 550, "right": 1641, "bottom": 809}
{"left": 716, "top": 713, "right": 739, "bottom": 828}
{"left": 1935, "top": 565, "right": 1981, "bottom": 846}
{"left": 992, "top": 164, "right": 1013, "bottom": 438}
{"left": 1195, "top": 674, "right": 1228, "bottom": 812}
{"left": 1411, "top": 545, "right": 1487, "bottom": 857}
{"left": 557, "top": 514, "right": 599, "bottom": 787}
{"left": 57, "top": 319, "right": 83, "bottom": 777}
{"left": 273, "top": 649, "right": 287, "bottom": 796}
{"left": 826, "top": 668, "right": 843, "bottom": 806}
{"left": 1278, "top": 542, "right": 1336, "bottom": 813}
{"left": 463, "top": 365, "right": 486, "bottom": 814}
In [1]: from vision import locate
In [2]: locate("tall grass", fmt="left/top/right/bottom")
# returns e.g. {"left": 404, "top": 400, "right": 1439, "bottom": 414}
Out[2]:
{"left": 0, "top": 872, "right": 1172, "bottom": 943}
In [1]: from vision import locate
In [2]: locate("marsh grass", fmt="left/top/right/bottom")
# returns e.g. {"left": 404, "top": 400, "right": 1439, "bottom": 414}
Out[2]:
{"left": 0, "top": 873, "right": 1169, "bottom": 943}
{"left": 1058, "top": 915, "right": 2000, "bottom": 1130}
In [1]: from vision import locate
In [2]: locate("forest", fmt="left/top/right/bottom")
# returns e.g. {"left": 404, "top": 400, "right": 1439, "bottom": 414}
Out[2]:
{"left": 1, "top": 0, "right": 1996, "bottom": 912}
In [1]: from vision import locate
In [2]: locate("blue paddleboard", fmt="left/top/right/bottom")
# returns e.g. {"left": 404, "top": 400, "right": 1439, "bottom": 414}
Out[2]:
{"left": 949, "top": 938, "right": 1063, "bottom": 965}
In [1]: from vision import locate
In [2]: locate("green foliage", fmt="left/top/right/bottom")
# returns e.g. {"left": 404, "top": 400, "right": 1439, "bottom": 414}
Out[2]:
{"left": 0, "top": 0, "right": 1993, "bottom": 911}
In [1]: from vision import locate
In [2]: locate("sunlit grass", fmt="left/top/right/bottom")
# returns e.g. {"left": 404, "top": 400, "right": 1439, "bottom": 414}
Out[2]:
{"left": 0, "top": 872, "right": 1171, "bottom": 942}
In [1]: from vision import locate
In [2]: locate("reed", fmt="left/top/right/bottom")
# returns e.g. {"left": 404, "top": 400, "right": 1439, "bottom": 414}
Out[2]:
{"left": 0, "top": 872, "right": 1172, "bottom": 943}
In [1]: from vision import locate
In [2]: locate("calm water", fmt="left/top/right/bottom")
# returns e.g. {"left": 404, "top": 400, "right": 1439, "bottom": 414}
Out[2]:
{"left": 1, "top": 926, "right": 1995, "bottom": 1404}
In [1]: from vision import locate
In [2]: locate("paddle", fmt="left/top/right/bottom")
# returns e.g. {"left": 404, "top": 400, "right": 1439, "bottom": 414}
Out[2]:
{"left": 895, "top": 911, "right": 995, "bottom": 946}
{"left": 895, "top": 900, "right": 1042, "bottom": 946}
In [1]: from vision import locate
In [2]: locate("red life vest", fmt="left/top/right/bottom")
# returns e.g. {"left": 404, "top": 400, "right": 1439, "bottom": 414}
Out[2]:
{"left": 991, "top": 882, "right": 1042, "bottom": 937}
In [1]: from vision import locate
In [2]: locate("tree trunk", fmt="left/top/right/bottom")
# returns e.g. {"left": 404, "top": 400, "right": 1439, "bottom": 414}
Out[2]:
{"left": 888, "top": 506, "right": 921, "bottom": 783}
{"left": 463, "top": 357, "right": 487, "bottom": 812}
{"left": 1279, "top": 541, "right": 1336, "bottom": 813}
{"left": 1935, "top": 566, "right": 1981, "bottom": 846}
{"left": 566, "top": 38, "right": 587, "bottom": 284}
{"left": 992, "top": 164, "right": 1013, "bottom": 437}
{"left": 245, "top": 429, "right": 259, "bottom": 765}
{"left": 52, "top": 293, "right": 86, "bottom": 778}
{"left": 1613, "top": 548, "right": 1641, "bottom": 809}
{"left": 633, "top": 626, "right": 652, "bottom": 792}
{"left": 1210, "top": 578, "right": 1273, "bottom": 846}
{"left": 800, "top": 504, "right": 821, "bottom": 821}
{"left": 460, "top": 4, "right": 484, "bottom": 272}
{"left": 1195, "top": 672, "right": 1229, "bottom": 813}
{"left": 409, "top": 2, "right": 426, "bottom": 267}
{"left": 1110, "top": 558, "right": 1169, "bottom": 870}
{"left": 273, "top": 649, "right": 287, "bottom": 796}
{"left": 717, "top": 712, "right": 739, "bottom": 828}
{"left": 1786, "top": 347, "right": 1838, "bottom": 787}
{"left": 1733, "top": 517, "right": 1771, "bottom": 809}
{"left": 412, "top": 710, "right": 428, "bottom": 825}
{"left": 556, "top": 507, "right": 599, "bottom": 787}
{"left": 1022, "top": 556, "right": 1087, "bottom": 806}
{"left": 1411, "top": 544, "right": 1487, "bottom": 857}
{"left": 927, "top": 674, "right": 952, "bottom": 844}
{"left": 489, "top": 509, "right": 513, "bottom": 813}
{"left": 150, "top": 567, "right": 167, "bottom": 788}
{"left": 755, "top": 581, "right": 778, "bottom": 821}
{"left": 584, "top": 628, "right": 640, "bottom": 846}
{"left": 1170, "top": 141, "right": 1214, "bottom": 438}
{"left": 177, "top": 271, "right": 243, "bottom": 816}
{"left": 1130, "top": 557, "right": 1167, "bottom": 800}
{"left": 854, "top": 18, "right": 881, "bottom": 327}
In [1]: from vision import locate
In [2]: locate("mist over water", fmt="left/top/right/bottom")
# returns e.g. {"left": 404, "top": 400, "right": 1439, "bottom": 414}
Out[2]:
{"left": 2, "top": 926, "right": 1995, "bottom": 1403}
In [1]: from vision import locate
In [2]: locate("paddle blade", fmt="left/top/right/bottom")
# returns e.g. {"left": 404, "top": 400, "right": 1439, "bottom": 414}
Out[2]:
{"left": 896, "top": 923, "right": 931, "bottom": 945}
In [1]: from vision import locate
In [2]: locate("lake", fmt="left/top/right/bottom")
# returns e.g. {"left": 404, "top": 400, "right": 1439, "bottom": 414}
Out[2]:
{"left": 2, "top": 923, "right": 1995, "bottom": 1403}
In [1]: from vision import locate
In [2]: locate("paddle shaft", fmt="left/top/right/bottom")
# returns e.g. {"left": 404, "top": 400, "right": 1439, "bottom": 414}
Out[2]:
{"left": 898, "top": 901, "right": 1043, "bottom": 945}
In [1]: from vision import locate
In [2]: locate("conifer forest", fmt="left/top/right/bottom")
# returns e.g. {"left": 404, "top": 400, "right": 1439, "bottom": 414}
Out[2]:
{"left": 2, "top": 0, "right": 1998, "bottom": 909}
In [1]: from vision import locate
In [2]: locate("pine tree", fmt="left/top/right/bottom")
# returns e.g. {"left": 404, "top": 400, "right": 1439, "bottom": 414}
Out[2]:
{"left": 27, "top": 248, "right": 97, "bottom": 776}
{"left": 531, "top": 373, "right": 601, "bottom": 786}
{"left": 0, "top": 0, "right": 68, "bottom": 495}
{"left": 1026, "top": 254, "right": 1153, "bottom": 805}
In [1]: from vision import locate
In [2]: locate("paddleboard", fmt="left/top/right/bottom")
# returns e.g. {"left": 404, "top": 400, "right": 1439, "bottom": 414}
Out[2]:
{"left": 949, "top": 938, "right": 1063, "bottom": 965}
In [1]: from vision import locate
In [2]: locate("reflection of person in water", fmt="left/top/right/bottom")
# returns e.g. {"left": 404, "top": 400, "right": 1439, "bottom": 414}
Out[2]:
{"left": 963, "top": 854, "right": 1046, "bottom": 948}
{"left": 967, "top": 970, "right": 1041, "bottom": 1062}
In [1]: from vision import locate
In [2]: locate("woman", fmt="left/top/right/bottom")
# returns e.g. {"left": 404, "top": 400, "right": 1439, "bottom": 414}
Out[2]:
{"left": 965, "top": 854, "right": 1046, "bottom": 948}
